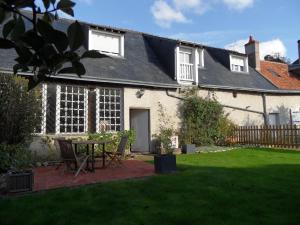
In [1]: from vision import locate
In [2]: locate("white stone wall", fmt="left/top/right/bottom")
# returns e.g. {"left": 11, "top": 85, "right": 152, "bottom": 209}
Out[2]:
{"left": 123, "top": 87, "right": 181, "bottom": 136}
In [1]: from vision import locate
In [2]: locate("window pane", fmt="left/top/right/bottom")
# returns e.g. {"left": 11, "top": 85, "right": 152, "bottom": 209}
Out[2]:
{"left": 98, "top": 88, "right": 122, "bottom": 132}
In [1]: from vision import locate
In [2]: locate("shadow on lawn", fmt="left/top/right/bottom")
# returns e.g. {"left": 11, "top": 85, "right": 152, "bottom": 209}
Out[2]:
{"left": 1, "top": 163, "right": 300, "bottom": 225}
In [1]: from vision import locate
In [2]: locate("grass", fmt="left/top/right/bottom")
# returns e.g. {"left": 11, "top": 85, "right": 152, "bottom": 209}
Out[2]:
{"left": 1, "top": 148, "right": 300, "bottom": 225}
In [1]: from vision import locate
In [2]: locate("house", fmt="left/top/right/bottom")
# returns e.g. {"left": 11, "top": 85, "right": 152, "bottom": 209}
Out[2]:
{"left": 1, "top": 14, "right": 300, "bottom": 153}
{"left": 246, "top": 36, "right": 300, "bottom": 125}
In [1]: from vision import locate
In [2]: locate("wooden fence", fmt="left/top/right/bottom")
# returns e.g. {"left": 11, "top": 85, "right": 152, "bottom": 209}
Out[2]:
{"left": 233, "top": 125, "right": 300, "bottom": 149}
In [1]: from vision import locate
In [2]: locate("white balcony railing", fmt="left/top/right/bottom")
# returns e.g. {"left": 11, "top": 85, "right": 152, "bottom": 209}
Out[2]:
{"left": 179, "top": 63, "right": 194, "bottom": 81}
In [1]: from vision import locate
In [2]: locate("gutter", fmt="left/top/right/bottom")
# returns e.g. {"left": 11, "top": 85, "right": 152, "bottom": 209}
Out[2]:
{"left": 166, "top": 90, "right": 265, "bottom": 115}
{"left": 198, "top": 84, "right": 300, "bottom": 94}
{"left": 0, "top": 69, "right": 180, "bottom": 89}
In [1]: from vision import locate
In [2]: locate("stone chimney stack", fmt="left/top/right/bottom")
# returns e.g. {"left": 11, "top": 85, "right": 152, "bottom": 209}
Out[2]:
{"left": 298, "top": 40, "right": 300, "bottom": 64}
{"left": 245, "top": 36, "right": 261, "bottom": 71}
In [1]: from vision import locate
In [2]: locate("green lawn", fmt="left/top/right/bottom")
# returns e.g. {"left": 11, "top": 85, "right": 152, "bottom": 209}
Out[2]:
{"left": 1, "top": 148, "right": 300, "bottom": 225}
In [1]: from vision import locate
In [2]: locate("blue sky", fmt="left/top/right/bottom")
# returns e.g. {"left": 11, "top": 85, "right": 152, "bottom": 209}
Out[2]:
{"left": 66, "top": 0, "right": 299, "bottom": 61}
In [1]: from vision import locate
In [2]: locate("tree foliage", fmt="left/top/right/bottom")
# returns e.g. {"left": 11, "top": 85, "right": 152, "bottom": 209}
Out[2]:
{"left": 0, "top": 73, "right": 41, "bottom": 144}
{"left": 0, "top": 0, "right": 107, "bottom": 88}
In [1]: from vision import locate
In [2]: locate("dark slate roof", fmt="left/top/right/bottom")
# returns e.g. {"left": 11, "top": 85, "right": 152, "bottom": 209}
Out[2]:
{"left": 0, "top": 12, "right": 278, "bottom": 90}
{"left": 198, "top": 47, "right": 278, "bottom": 90}
{"left": 0, "top": 15, "right": 179, "bottom": 88}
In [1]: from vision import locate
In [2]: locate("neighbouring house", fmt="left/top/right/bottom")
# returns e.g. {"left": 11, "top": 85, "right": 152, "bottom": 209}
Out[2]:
{"left": 1, "top": 13, "right": 300, "bottom": 154}
{"left": 248, "top": 36, "right": 300, "bottom": 125}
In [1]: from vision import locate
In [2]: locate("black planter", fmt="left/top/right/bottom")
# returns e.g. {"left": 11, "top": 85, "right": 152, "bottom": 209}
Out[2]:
{"left": 6, "top": 170, "right": 34, "bottom": 193}
{"left": 182, "top": 144, "right": 196, "bottom": 154}
{"left": 154, "top": 154, "right": 176, "bottom": 174}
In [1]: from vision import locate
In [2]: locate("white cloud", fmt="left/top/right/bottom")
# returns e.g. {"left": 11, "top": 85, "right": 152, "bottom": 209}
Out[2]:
{"left": 222, "top": 0, "right": 254, "bottom": 10}
{"left": 173, "top": 0, "right": 210, "bottom": 15}
{"left": 151, "top": 0, "right": 189, "bottom": 28}
{"left": 151, "top": 0, "right": 255, "bottom": 28}
{"left": 225, "top": 38, "right": 287, "bottom": 59}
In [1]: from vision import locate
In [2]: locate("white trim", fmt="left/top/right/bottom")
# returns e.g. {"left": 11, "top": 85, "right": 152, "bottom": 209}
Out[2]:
{"left": 84, "top": 88, "right": 89, "bottom": 133}
{"left": 41, "top": 83, "right": 47, "bottom": 135}
{"left": 96, "top": 88, "right": 100, "bottom": 133}
{"left": 55, "top": 85, "right": 61, "bottom": 134}
{"left": 230, "top": 54, "right": 249, "bottom": 73}
{"left": 88, "top": 29, "right": 124, "bottom": 57}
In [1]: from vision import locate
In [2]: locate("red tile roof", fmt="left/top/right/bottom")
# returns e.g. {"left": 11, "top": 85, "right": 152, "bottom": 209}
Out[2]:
{"left": 260, "top": 60, "right": 300, "bottom": 90}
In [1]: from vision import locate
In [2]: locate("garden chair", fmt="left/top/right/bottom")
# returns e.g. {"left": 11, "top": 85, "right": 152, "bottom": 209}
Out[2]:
{"left": 57, "top": 139, "right": 90, "bottom": 177}
{"left": 105, "top": 135, "right": 128, "bottom": 167}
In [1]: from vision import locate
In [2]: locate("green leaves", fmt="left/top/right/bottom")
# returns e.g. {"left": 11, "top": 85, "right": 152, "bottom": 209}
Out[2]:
{"left": 0, "top": 0, "right": 106, "bottom": 83}
{"left": 37, "top": 19, "right": 68, "bottom": 52}
{"left": 67, "top": 21, "right": 84, "bottom": 51}
{"left": 57, "top": 0, "right": 75, "bottom": 16}
{"left": 0, "top": 38, "right": 14, "bottom": 48}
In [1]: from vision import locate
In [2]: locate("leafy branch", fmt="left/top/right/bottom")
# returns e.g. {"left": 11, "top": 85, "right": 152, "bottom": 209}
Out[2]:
{"left": 0, "top": 0, "right": 107, "bottom": 89}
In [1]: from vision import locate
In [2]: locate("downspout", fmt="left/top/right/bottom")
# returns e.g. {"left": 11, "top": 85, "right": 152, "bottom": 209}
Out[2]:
{"left": 262, "top": 93, "right": 268, "bottom": 125}
{"left": 166, "top": 89, "right": 265, "bottom": 116}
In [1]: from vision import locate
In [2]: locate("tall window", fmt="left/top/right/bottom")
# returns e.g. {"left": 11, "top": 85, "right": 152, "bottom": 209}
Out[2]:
{"left": 230, "top": 55, "right": 248, "bottom": 73}
{"left": 179, "top": 47, "right": 194, "bottom": 81}
{"left": 59, "top": 85, "right": 87, "bottom": 133}
{"left": 89, "top": 30, "right": 124, "bottom": 57}
{"left": 98, "top": 88, "right": 122, "bottom": 132}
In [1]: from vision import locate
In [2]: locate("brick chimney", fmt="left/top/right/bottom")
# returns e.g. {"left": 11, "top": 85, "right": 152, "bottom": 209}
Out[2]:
{"left": 298, "top": 39, "right": 300, "bottom": 64}
{"left": 245, "top": 36, "right": 261, "bottom": 71}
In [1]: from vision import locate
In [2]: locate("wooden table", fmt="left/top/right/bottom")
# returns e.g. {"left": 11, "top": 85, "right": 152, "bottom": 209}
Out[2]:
{"left": 72, "top": 140, "right": 112, "bottom": 171}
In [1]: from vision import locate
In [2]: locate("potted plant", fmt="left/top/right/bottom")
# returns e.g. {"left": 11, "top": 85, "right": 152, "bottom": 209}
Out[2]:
{"left": 0, "top": 144, "right": 34, "bottom": 194}
{"left": 153, "top": 102, "right": 176, "bottom": 174}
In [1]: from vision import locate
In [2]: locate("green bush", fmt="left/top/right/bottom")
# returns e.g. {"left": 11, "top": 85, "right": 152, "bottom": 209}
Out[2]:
{"left": 0, "top": 144, "right": 32, "bottom": 173}
{"left": 152, "top": 102, "right": 175, "bottom": 154}
{"left": 88, "top": 130, "right": 136, "bottom": 153}
{"left": 0, "top": 74, "right": 42, "bottom": 144}
{"left": 179, "top": 90, "right": 235, "bottom": 146}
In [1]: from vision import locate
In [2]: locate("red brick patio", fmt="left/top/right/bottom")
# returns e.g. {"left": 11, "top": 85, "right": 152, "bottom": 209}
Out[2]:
{"left": 33, "top": 160, "right": 155, "bottom": 191}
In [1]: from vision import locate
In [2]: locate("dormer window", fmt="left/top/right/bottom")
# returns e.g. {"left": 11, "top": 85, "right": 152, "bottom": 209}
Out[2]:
{"left": 89, "top": 29, "right": 124, "bottom": 57}
{"left": 176, "top": 46, "right": 202, "bottom": 84}
{"left": 230, "top": 55, "right": 248, "bottom": 73}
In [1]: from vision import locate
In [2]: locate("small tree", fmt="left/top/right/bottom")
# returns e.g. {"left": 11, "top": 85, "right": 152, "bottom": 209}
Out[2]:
{"left": 0, "top": 0, "right": 107, "bottom": 88}
{"left": 0, "top": 73, "right": 41, "bottom": 144}
{"left": 153, "top": 102, "right": 175, "bottom": 154}
{"left": 180, "top": 90, "right": 235, "bottom": 146}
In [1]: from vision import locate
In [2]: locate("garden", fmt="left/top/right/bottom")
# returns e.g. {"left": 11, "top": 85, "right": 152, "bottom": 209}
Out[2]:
{"left": 1, "top": 148, "right": 300, "bottom": 225}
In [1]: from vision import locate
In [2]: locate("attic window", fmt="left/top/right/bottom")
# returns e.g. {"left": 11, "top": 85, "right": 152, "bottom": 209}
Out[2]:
{"left": 230, "top": 55, "right": 248, "bottom": 73}
{"left": 89, "top": 29, "right": 124, "bottom": 57}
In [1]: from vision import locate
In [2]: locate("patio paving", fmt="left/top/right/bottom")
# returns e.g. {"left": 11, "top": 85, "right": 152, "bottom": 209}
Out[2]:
{"left": 33, "top": 160, "right": 155, "bottom": 191}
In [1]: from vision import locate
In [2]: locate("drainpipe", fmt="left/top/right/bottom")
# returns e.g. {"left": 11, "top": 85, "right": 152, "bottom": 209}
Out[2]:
{"left": 262, "top": 93, "right": 268, "bottom": 125}
{"left": 166, "top": 89, "right": 265, "bottom": 115}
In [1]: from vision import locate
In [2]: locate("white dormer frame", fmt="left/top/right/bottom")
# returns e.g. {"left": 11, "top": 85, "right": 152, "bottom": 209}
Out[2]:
{"left": 175, "top": 45, "right": 203, "bottom": 85}
{"left": 229, "top": 54, "right": 249, "bottom": 73}
{"left": 88, "top": 29, "right": 124, "bottom": 57}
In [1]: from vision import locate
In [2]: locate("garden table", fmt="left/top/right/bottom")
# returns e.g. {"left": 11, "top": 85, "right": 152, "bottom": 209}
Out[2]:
{"left": 72, "top": 140, "right": 112, "bottom": 171}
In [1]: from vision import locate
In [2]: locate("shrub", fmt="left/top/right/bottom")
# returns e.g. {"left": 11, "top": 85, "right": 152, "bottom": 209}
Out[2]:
{"left": 179, "top": 90, "right": 235, "bottom": 146}
{"left": 0, "top": 144, "right": 32, "bottom": 173}
{"left": 0, "top": 74, "right": 42, "bottom": 144}
{"left": 88, "top": 130, "right": 136, "bottom": 152}
{"left": 152, "top": 102, "right": 176, "bottom": 154}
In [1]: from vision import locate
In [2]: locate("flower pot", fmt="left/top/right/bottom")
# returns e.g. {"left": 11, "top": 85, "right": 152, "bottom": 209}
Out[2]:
{"left": 182, "top": 144, "right": 196, "bottom": 154}
{"left": 6, "top": 170, "right": 34, "bottom": 193}
{"left": 154, "top": 154, "right": 176, "bottom": 174}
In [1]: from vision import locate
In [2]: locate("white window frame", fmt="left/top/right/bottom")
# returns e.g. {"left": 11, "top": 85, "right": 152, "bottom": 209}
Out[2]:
{"left": 198, "top": 48, "right": 204, "bottom": 68}
{"left": 230, "top": 54, "right": 249, "bottom": 73}
{"left": 55, "top": 85, "right": 88, "bottom": 134}
{"left": 175, "top": 46, "right": 199, "bottom": 85}
{"left": 88, "top": 29, "right": 124, "bottom": 57}
{"left": 96, "top": 87, "right": 122, "bottom": 133}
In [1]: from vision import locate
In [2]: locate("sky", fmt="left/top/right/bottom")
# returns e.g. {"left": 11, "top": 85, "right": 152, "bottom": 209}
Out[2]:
{"left": 59, "top": 0, "right": 299, "bottom": 61}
